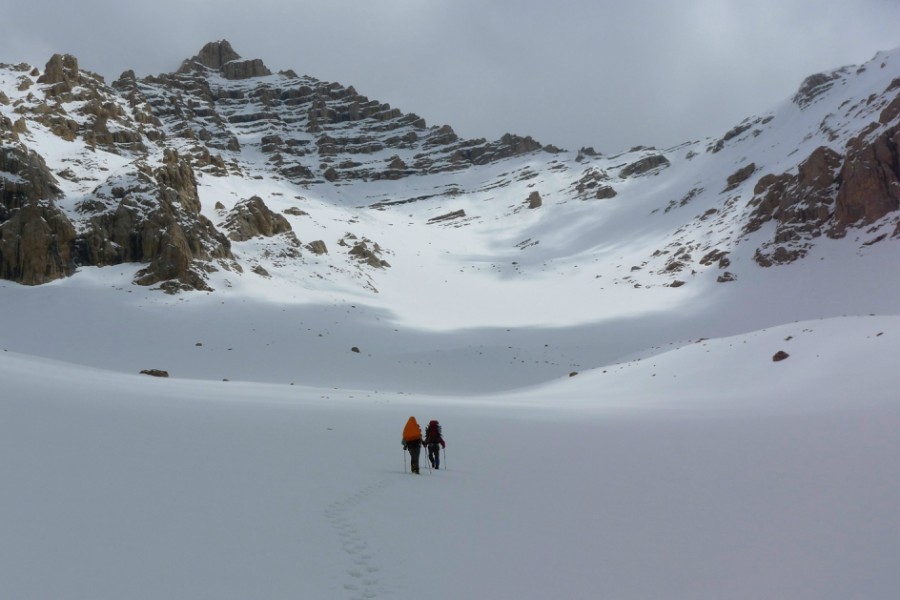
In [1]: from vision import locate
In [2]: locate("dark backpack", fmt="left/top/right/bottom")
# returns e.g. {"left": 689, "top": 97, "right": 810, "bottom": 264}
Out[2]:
{"left": 426, "top": 421, "right": 441, "bottom": 443}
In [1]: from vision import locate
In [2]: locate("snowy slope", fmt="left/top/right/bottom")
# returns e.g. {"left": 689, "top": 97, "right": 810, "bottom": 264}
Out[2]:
{"left": 2, "top": 316, "right": 899, "bottom": 600}
{"left": 4, "top": 44, "right": 899, "bottom": 391}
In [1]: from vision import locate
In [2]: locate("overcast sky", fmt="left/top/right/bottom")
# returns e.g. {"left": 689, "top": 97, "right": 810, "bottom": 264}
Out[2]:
{"left": 2, "top": 0, "right": 899, "bottom": 153}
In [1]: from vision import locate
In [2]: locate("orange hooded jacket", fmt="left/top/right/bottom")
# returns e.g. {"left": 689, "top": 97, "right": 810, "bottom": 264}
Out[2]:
{"left": 402, "top": 416, "right": 422, "bottom": 443}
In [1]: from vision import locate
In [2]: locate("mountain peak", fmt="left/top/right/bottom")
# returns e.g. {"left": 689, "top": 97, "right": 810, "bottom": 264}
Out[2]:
{"left": 177, "top": 40, "right": 271, "bottom": 79}
{"left": 193, "top": 40, "right": 241, "bottom": 70}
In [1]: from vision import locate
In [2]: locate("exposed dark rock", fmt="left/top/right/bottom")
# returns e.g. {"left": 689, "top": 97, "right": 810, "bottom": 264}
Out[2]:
{"left": 723, "top": 163, "right": 756, "bottom": 192}
{"left": 709, "top": 116, "right": 774, "bottom": 153}
{"left": 176, "top": 41, "right": 272, "bottom": 80}
{"left": 447, "top": 133, "right": 543, "bottom": 167}
{"left": 574, "top": 168, "right": 616, "bottom": 199}
{"left": 748, "top": 114, "right": 900, "bottom": 264}
{"left": 425, "top": 125, "right": 458, "bottom": 147}
{"left": 0, "top": 144, "right": 75, "bottom": 284}
{"left": 388, "top": 156, "right": 407, "bottom": 169}
{"left": 699, "top": 249, "right": 731, "bottom": 268}
{"left": 72, "top": 151, "right": 235, "bottom": 291}
{"left": 140, "top": 369, "right": 169, "bottom": 377}
{"left": 772, "top": 350, "right": 790, "bottom": 362}
{"left": 879, "top": 83, "right": 900, "bottom": 125}
{"left": 747, "top": 146, "right": 843, "bottom": 264}
{"left": 224, "top": 196, "right": 293, "bottom": 241}
{"left": 0, "top": 203, "right": 76, "bottom": 285}
{"left": 723, "top": 123, "right": 753, "bottom": 143}
{"left": 428, "top": 209, "right": 466, "bottom": 224}
{"left": 526, "top": 191, "right": 542, "bottom": 209}
{"left": 306, "top": 240, "right": 328, "bottom": 255}
{"left": 594, "top": 185, "right": 617, "bottom": 199}
{"left": 132, "top": 218, "right": 212, "bottom": 291}
{"left": 830, "top": 126, "right": 900, "bottom": 236}
{"left": 221, "top": 59, "right": 272, "bottom": 80}
{"left": 37, "top": 54, "right": 81, "bottom": 96}
{"left": 793, "top": 72, "right": 842, "bottom": 108}
{"left": 348, "top": 240, "right": 390, "bottom": 268}
{"left": 619, "top": 154, "right": 669, "bottom": 178}
{"left": 181, "top": 40, "right": 241, "bottom": 72}
{"left": 376, "top": 155, "right": 410, "bottom": 180}
{"left": 0, "top": 144, "right": 63, "bottom": 211}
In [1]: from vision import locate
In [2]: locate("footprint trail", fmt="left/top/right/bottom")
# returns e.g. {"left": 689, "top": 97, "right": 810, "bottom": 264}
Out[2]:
{"left": 324, "top": 479, "right": 393, "bottom": 600}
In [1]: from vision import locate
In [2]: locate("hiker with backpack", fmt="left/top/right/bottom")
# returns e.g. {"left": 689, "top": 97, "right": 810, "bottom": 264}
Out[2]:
{"left": 424, "top": 419, "right": 446, "bottom": 470}
{"left": 402, "top": 416, "right": 424, "bottom": 474}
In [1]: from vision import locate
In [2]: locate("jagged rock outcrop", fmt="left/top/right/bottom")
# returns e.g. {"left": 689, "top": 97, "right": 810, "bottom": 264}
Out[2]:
{"left": 0, "top": 144, "right": 75, "bottom": 284}
{"left": 724, "top": 163, "right": 756, "bottom": 192}
{"left": 831, "top": 126, "right": 900, "bottom": 236}
{"left": 193, "top": 40, "right": 241, "bottom": 70}
{"left": 746, "top": 147, "right": 842, "bottom": 264}
{"left": 574, "top": 168, "right": 617, "bottom": 200}
{"left": 140, "top": 369, "right": 169, "bottom": 377}
{"left": 347, "top": 239, "right": 390, "bottom": 268}
{"left": 428, "top": 210, "right": 466, "bottom": 224}
{"left": 619, "top": 154, "right": 669, "bottom": 178}
{"left": 449, "top": 134, "right": 544, "bottom": 167}
{"left": 224, "top": 196, "right": 293, "bottom": 241}
{"left": 706, "top": 112, "right": 776, "bottom": 153}
{"left": 134, "top": 42, "right": 549, "bottom": 185}
{"left": 71, "top": 151, "right": 234, "bottom": 291}
{"left": 37, "top": 54, "right": 84, "bottom": 96}
{"left": 306, "top": 240, "right": 328, "bottom": 255}
{"left": 0, "top": 144, "right": 62, "bottom": 212}
{"left": 177, "top": 40, "right": 271, "bottom": 79}
{"left": 131, "top": 151, "right": 233, "bottom": 290}
{"left": 793, "top": 72, "right": 844, "bottom": 108}
{"left": 0, "top": 203, "right": 76, "bottom": 285}
{"left": 221, "top": 59, "right": 271, "bottom": 80}
{"left": 748, "top": 123, "right": 900, "bottom": 265}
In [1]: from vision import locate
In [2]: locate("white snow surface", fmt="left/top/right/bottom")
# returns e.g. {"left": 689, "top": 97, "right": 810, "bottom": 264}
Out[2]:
{"left": 3, "top": 48, "right": 900, "bottom": 599}
{"left": 2, "top": 314, "right": 899, "bottom": 600}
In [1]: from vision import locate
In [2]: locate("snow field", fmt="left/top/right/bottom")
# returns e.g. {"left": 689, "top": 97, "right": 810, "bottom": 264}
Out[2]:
{"left": 3, "top": 313, "right": 900, "bottom": 599}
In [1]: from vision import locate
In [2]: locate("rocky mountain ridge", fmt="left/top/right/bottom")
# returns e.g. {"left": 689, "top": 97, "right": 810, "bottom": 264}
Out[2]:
{"left": 1, "top": 40, "right": 899, "bottom": 293}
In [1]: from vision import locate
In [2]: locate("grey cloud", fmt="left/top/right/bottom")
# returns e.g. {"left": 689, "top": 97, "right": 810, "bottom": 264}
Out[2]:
{"left": 1, "top": 0, "right": 899, "bottom": 152}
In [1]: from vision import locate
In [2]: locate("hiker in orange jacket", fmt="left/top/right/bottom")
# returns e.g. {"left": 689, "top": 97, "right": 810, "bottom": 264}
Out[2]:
{"left": 402, "top": 416, "right": 424, "bottom": 474}
{"left": 424, "top": 419, "right": 446, "bottom": 470}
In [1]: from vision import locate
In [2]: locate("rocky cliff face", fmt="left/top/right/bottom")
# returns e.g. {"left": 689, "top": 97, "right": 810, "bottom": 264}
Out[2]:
{"left": 0, "top": 41, "right": 561, "bottom": 290}
{"left": 0, "top": 41, "right": 899, "bottom": 292}
{"left": 745, "top": 76, "right": 900, "bottom": 265}
{"left": 0, "top": 144, "right": 75, "bottom": 284}
{"left": 178, "top": 40, "right": 272, "bottom": 80}
{"left": 0, "top": 52, "right": 238, "bottom": 290}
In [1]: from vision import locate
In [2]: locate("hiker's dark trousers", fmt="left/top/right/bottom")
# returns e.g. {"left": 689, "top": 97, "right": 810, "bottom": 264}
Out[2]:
{"left": 407, "top": 441, "right": 422, "bottom": 472}
{"left": 427, "top": 443, "right": 441, "bottom": 468}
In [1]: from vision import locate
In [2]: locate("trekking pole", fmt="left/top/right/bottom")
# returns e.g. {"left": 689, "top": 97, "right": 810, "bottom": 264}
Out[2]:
{"left": 403, "top": 446, "right": 407, "bottom": 473}
{"left": 443, "top": 447, "right": 447, "bottom": 471}
{"left": 427, "top": 445, "right": 433, "bottom": 474}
